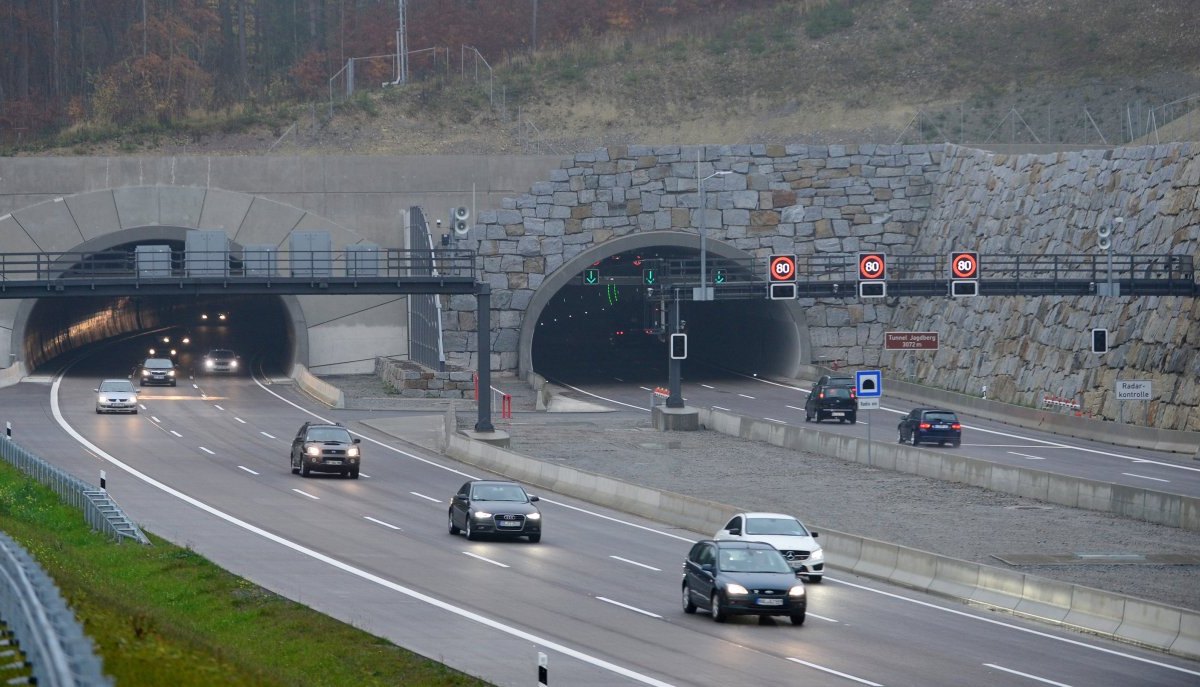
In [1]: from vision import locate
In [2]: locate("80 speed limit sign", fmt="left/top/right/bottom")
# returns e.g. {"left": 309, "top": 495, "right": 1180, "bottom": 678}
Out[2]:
{"left": 857, "top": 252, "right": 886, "bottom": 280}
{"left": 769, "top": 254, "right": 797, "bottom": 282}
{"left": 950, "top": 251, "right": 979, "bottom": 279}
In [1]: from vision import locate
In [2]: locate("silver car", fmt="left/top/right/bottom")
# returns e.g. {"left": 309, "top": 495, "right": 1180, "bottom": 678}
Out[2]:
{"left": 95, "top": 379, "right": 138, "bottom": 414}
{"left": 202, "top": 348, "right": 239, "bottom": 374}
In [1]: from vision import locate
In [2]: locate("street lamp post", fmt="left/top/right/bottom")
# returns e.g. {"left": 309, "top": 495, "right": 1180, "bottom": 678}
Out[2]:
{"left": 696, "top": 150, "right": 731, "bottom": 301}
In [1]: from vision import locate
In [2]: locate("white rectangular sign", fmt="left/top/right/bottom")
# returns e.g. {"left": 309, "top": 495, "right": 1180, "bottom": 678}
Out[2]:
{"left": 857, "top": 397, "right": 880, "bottom": 410}
{"left": 1115, "top": 380, "right": 1151, "bottom": 400}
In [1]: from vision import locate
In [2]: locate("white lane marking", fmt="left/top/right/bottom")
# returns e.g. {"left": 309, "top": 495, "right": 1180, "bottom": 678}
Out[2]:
{"left": 639, "top": 386, "right": 653, "bottom": 392}
{"left": 737, "top": 393, "right": 755, "bottom": 399}
{"left": 463, "top": 552, "right": 509, "bottom": 568}
{"left": 701, "top": 384, "right": 714, "bottom": 389}
{"left": 786, "top": 658, "right": 882, "bottom": 686}
{"left": 169, "top": 430, "right": 182, "bottom": 437}
{"left": 139, "top": 404, "right": 147, "bottom": 410}
{"left": 596, "top": 597, "right": 662, "bottom": 619}
{"left": 786, "top": 405, "right": 805, "bottom": 411}
{"left": 151, "top": 416, "right": 161, "bottom": 423}
{"left": 234, "top": 417, "right": 246, "bottom": 424}
{"left": 829, "top": 577, "right": 1200, "bottom": 677}
{"left": 364, "top": 516, "right": 402, "bottom": 531}
{"left": 411, "top": 492, "right": 443, "bottom": 503}
{"left": 260, "top": 431, "right": 276, "bottom": 439}
{"left": 554, "top": 381, "right": 650, "bottom": 411}
{"left": 765, "top": 417, "right": 787, "bottom": 424}
{"left": 358, "top": 472, "right": 371, "bottom": 479}
{"left": 609, "top": 555, "right": 662, "bottom": 572}
{"left": 1008, "top": 452, "right": 1047, "bottom": 460}
{"left": 712, "top": 405, "right": 730, "bottom": 411}
{"left": 214, "top": 404, "right": 224, "bottom": 411}
{"left": 541, "top": 498, "right": 694, "bottom": 542}
{"left": 237, "top": 466, "right": 259, "bottom": 475}
{"left": 291, "top": 489, "right": 319, "bottom": 500}
{"left": 193, "top": 383, "right": 200, "bottom": 389}
{"left": 613, "top": 377, "right": 624, "bottom": 382}
{"left": 807, "top": 612, "right": 838, "bottom": 622}
{"left": 983, "top": 663, "right": 1072, "bottom": 686}
{"left": 199, "top": 447, "right": 215, "bottom": 455}
{"left": 1122, "top": 473, "right": 1170, "bottom": 483}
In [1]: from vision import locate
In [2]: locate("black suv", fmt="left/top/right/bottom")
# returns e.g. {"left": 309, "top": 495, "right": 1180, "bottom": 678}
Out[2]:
{"left": 290, "top": 422, "right": 362, "bottom": 478}
{"left": 804, "top": 375, "right": 857, "bottom": 423}
{"left": 682, "top": 540, "right": 807, "bottom": 625}
{"left": 898, "top": 408, "right": 962, "bottom": 447}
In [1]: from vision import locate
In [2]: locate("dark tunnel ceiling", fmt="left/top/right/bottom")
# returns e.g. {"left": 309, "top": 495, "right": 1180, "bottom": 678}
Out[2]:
{"left": 532, "top": 247, "right": 801, "bottom": 385}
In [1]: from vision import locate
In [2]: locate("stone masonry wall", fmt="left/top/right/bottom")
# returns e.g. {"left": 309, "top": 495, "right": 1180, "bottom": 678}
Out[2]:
{"left": 374, "top": 357, "right": 474, "bottom": 399}
{"left": 443, "top": 143, "right": 943, "bottom": 371}
{"left": 443, "top": 142, "right": 1200, "bottom": 431}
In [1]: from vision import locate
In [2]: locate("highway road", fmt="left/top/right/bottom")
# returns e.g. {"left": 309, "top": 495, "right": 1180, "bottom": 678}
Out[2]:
{"left": 2, "top": 336, "right": 1199, "bottom": 686}
{"left": 543, "top": 364, "right": 1200, "bottom": 499}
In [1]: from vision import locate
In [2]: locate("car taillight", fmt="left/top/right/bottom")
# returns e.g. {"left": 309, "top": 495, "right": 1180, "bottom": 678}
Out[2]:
{"left": 951, "top": 423, "right": 962, "bottom": 430}
{"left": 850, "top": 388, "right": 857, "bottom": 399}
{"left": 818, "top": 391, "right": 825, "bottom": 399}
{"left": 919, "top": 422, "right": 932, "bottom": 430}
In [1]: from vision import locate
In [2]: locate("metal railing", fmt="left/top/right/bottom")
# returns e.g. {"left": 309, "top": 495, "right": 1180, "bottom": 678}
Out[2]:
{"left": 0, "top": 531, "right": 112, "bottom": 686}
{"left": 0, "top": 436, "right": 149, "bottom": 546}
{"left": 407, "top": 208, "right": 449, "bottom": 371}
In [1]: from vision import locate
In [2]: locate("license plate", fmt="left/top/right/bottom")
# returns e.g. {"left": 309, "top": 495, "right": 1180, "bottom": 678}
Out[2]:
{"left": 757, "top": 598, "right": 783, "bottom": 606}
{"left": 933, "top": 424, "right": 948, "bottom": 429}
{"left": 498, "top": 520, "right": 521, "bottom": 527}
{"left": 325, "top": 460, "right": 342, "bottom": 465}
{"left": 831, "top": 411, "right": 845, "bottom": 416}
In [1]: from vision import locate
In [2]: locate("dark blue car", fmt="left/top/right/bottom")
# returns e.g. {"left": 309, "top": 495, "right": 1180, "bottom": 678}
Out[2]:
{"left": 898, "top": 408, "right": 962, "bottom": 447}
{"left": 682, "top": 540, "right": 807, "bottom": 625}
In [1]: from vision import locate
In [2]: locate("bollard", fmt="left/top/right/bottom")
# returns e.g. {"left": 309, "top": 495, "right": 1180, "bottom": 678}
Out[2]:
{"left": 4, "top": 420, "right": 10, "bottom": 439}
{"left": 100, "top": 469, "right": 106, "bottom": 490}
{"left": 537, "top": 651, "right": 548, "bottom": 686}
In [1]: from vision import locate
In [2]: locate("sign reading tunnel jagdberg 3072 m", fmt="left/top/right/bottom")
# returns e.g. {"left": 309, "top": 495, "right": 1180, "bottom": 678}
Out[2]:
{"left": 884, "top": 332, "right": 940, "bottom": 350}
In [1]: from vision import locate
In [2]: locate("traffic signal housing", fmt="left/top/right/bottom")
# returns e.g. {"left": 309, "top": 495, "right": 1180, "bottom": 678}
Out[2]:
{"left": 670, "top": 333, "right": 688, "bottom": 360}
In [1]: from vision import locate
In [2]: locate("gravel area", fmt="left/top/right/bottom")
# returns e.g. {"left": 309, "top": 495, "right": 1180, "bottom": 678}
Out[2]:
{"left": 326, "top": 374, "right": 1200, "bottom": 611}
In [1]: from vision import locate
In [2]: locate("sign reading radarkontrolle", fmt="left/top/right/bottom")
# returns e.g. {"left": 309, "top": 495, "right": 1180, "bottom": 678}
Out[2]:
{"left": 884, "top": 331, "right": 940, "bottom": 350}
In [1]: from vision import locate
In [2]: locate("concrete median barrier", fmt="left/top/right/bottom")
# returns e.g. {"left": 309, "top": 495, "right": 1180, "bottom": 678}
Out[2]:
{"left": 851, "top": 538, "right": 899, "bottom": 580}
{"left": 292, "top": 364, "right": 345, "bottom": 408}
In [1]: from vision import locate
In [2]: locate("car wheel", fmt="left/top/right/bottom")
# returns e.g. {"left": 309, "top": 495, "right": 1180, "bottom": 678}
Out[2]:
{"left": 806, "top": 575, "right": 823, "bottom": 584}
{"left": 898, "top": 430, "right": 906, "bottom": 444}
{"left": 350, "top": 469, "right": 360, "bottom": 479}
{"left": 171, "top": 381, "right": 177, "bottom": 387}
{"left": 465, "top": 518, "right": 478, "bottom": 541}
{"left": 301, "top": 463, "right": 310, "bottom": 477}
{"left": 527, "top": 532, "right": 541, "bottom": 543}
{"left": 682, "top": 584, "right": 697, "bottom": 614}
{"left": 848, "top": 414, "right": 857, "bottom": 424}
{"left": 132, "top": 409, "right": 138, "bottom": 415}
{"left": 838, "top": 417, "right": 847, "bottom": 423}
{"left": 952, "top": 440, "right": 961, "bottom": 448}
{"left": 710, "top": 592, "right": 728, "bottom": 623}
{"left": 910, "top": 433, "right": 920, "bottom": 446}
{"left": 791, "top": 610, "right": 806, "bottom": 626}
{"left": 448, "top": 510, "right": 460, "bottom": 535}
{"left": 95, "top": 408, "right": 102, "bottom": 414}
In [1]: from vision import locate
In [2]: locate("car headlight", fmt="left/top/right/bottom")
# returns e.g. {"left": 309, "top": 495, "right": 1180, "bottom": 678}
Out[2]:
{"left": 526, "top": 512, "right": 541, "bottom": 520}
{"left": 167, "top": 370, "right": 175, "bottom": 377}
{"left": 810, "top": 546, "right": 824, "bottom": 562}
{"left": 148, "top": 348, "right": 156, "bottom": 355}
{"left": 98, "top": 394, "right": 107, "bottom": 403}
{"left": 347, "top": 447, "right": 359, "bottom": 457}
{"left": 725, "top": 583, "right": 749, "bottom": 596}
{"left": 142, "top": 369, "right": 150, "bottom": 376}
{"left": 205, "top": 359, "right": 214, "bottom": 368}
{"left": 473, "top": 511, "right": 492, "bottom": 519}
{"left": 789, "top": 585, "right": 806, "bottom": 597}
{"left": 229, "top": 360, "right": 238, "bottom": 368}
{"left": 305, "top": 445, "right": 321, "bottom": 457}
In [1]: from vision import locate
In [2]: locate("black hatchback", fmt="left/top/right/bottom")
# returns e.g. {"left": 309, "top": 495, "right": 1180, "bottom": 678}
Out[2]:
{"left": 681, "top": 540, "right": 806, "bottom": 625}
{"left": 804, "top": 376, "right": 857, "bottom": 423}
{"left": 898, "top": 408, "right": 962, "bottom": 447}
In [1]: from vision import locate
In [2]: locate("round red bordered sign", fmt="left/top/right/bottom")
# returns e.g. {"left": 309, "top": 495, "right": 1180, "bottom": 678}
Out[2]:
{"left": 858, "top": 253, "right": 886, "bottom": 280}
{"left": 951, "top": 251, "right": 979, "bottom": 279}
{"left": 769, "top": 255, "right": 796, "bottom": 282}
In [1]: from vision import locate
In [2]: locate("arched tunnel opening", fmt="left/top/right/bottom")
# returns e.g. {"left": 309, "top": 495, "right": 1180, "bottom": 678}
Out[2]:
{"left": 531, "top": 246, "right": 805, "bottom": 385}
{"left": 17, "top": 238, "right": 297, "bottom": 377}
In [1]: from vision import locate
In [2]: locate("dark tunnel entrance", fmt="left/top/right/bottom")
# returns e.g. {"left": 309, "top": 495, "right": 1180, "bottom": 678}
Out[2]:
{"left": 531, "top": 246, "right": 806, "bottom": 385}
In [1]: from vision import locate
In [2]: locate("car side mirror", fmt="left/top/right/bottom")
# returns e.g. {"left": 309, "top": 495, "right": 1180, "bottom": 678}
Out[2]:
{"left": 811, "top": 532, "right": 819, "bottom": 538}
{"left": 700, "top": 563, "right": 715, "bottom": 573}
{"left": 726, "top": 527, "right": 740, "bottom": 536}
{"left": 353, "top": 438, "right": 361, "bottom": 444}
{"left": 93, "top": 388, "right": 99, "bottom": 392}
{"left": 529, "top": 495, "right": 539, "bottom": 502}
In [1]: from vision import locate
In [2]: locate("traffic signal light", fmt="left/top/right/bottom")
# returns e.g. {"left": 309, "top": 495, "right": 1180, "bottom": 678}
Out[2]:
{"left": 713, "top": 268, "right": 727, "bottom": 285}
{"left": 670, "top": 333, "right": 688, "bottom": 360}
{"left": 1091, "top": 328, "right": 1108, "bottom": 354}
{"left": 643, "top": 268, "right": 657, "bottom": 286}
{"left": 583, "top": 268, "right": 599, "bottom": 285}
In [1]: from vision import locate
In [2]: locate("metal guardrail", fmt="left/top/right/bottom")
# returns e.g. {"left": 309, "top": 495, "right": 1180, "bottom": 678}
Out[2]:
{"left": 0, "top": 532, "right": 112, "bottom": 687}
{"left": 407, "top": 208, "right": 449, "bottom": 372}
{"left": 0, "top": 436, "right": 149, "bottom": 546}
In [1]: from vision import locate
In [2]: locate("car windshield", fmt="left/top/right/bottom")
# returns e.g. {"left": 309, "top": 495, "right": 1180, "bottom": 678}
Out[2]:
{"left": 925, "top": 412, "right": 957, "bottom": 423}
{"left": 719, "top": 548, "right": 791, "bottom": 574}
{"left": 471, "top": 484, "right": 528, "bottom": 502}
{"left": 99, "top": 380, "right": 134, "bottom": 392}
{"left": 307, "top": 428, "right": 352, "bottom": 443}
{"left": 144, "top": 358, "right": 173, "bottom": 369}
{"left": 210, "top": 349, "right": 234, "bottom": 358}
{"left": 745, "top": 517, "right": 808, "bottom": 537}
{"left": 825, "top": 387, "right": 852, "bottom": 398}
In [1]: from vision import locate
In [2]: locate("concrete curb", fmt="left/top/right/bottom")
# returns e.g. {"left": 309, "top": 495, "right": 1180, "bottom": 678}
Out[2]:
{"left": 291, "top": 364, "right": 345, "bottom": 408}
{"left": 699, "top": 406, "right": 1200, "bottom": 531}
{"left": 0, "top": 362, "right": 26, "bottom": 389}
{"left": 434, "top": 406, "right": 1200, "bottom": 660}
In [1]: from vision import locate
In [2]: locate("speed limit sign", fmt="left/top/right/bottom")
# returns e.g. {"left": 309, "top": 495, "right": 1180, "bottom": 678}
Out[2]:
{"left": 858, "top": 252, "right": 886, "bottom": 280}
{"left": 950, "top": 251, "right": 979, "bottom": 279}
{"left": 769, "top": 254, "right": 797, "bottom": 282}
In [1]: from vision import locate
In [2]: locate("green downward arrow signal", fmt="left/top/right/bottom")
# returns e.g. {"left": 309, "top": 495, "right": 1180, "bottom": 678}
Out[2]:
{"left": 584, "top": 269, "right": 599, "bottom": 285}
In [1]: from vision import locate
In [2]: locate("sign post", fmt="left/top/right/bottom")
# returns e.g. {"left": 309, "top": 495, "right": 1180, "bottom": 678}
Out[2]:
{"left": 856, "top": 370, "right": 882, "bottom": 463}
{"left": 768, "top": 254, "right": 797, "bottom": 300}
{"left": 1116, "top": 379, "right": 1152, "bottom": 425}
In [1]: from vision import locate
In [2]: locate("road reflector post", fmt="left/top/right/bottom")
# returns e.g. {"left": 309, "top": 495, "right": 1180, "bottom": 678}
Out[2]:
{"left": 538, "top": 651, "right": 548, "bottom": 686}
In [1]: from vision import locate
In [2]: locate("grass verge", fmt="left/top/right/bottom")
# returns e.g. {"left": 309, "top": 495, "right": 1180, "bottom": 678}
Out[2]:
{"left": 0, "top": 460, "right": 491, "bottom": 687}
